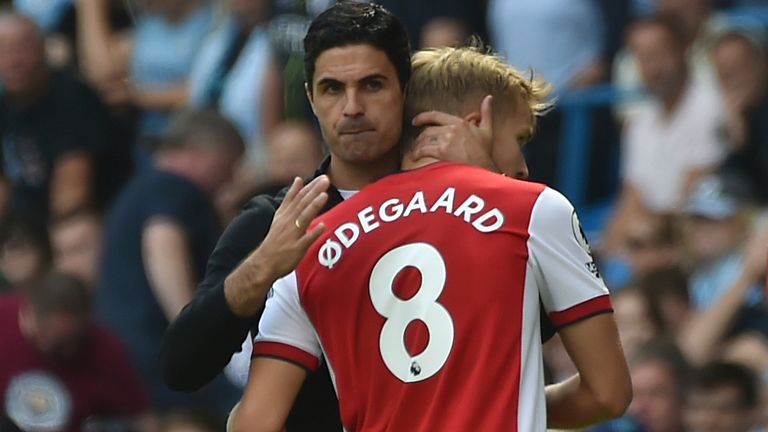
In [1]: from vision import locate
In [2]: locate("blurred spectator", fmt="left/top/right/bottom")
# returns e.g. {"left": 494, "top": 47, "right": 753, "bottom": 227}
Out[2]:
{"left": 378, "top": 0, "right": 486, "bottom": 50}
{"left": 217, "top": 120, "right": 324, "bottom": 222}
{"left": 419, "top": 17, "right": 469, "bottom": 49}
{"left": 13, "top": 0, "right": 135, "bottom": 69}
{"left": 0, "top": 212, "right": 51, "bottom": 290}
{"left": 96, "top": 110, "right": 242, "bottom": 413}
{"left": 49, "top": 209, "right": 102, "bottom": 291}
{"left": 627, "top": 343, "right": 689, "bottom": 432}
{"left": 603, "top": 15, "right": 726, "bottom": 253}
{"left": 76, "top": 0, "right": 215, "bottom": 136}
{"left": 678, "top": 175, "right": 768, "bottom": 365}
{"left": 188, "top": 0, "right": 282, "bottom": 161}
{"left": 613, "top": 284, "right": 667, "bottom": 359}
{"left": 613, "top": 0, "right": 727, "bottom": 116}
{"left": 713, "top": 29, "right": 768, "bottom": 203}
{"left": 488, "top": 0, "right": 606, "bottom": 92}
{"left": 0, "top": 12, "right": 129, "bottom": 219}
{"left": 639, "top": 268, "right": 691, "bottom": 337}
{"left": 487, "top": 0, "right": 608, "bottom": 186}
{"left": 683, "top": 361, "right": 761, "bottom": 432}
{"left": 0, "top": 272, "right": 153, "bottom": 432}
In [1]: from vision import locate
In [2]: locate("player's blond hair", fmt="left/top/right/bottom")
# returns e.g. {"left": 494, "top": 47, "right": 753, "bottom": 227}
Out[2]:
{"left": 404, "top": 43, "right": 552, "bottom": 145}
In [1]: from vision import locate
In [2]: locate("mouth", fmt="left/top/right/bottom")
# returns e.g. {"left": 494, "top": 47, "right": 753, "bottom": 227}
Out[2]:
{"left": 340, "top": 129, "right": 375, "bottom": 135}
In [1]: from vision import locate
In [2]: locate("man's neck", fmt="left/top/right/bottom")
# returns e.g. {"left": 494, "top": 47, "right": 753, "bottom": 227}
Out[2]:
{"left": 661, "top": 79, "right": 688, "bottom": 117}
{"left": 327, "top": 154, "right": 399, "bottom": 190}
{"left": 6, "top": 71, "right": 50, "bottom": 110}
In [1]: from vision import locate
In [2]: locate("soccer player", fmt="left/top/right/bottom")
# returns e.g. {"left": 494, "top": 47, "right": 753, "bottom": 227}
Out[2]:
{"left": 230, "top": 47, "right": 632, "bottom": 431}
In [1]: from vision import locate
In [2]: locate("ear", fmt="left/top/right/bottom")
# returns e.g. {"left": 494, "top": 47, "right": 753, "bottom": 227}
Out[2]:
{"left": 464, "top": 111, "right": 481, "bottom": 126}
{"left": 305, "top": 82, "right": 316, "bottom": 115}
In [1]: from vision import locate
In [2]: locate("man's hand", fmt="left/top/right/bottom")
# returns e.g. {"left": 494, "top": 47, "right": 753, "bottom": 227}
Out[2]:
{"left": 224, "top": 176, "right": 330, "bottom": 317}
{"left": 411, "top": 95, "right": 497, "bottom": 171}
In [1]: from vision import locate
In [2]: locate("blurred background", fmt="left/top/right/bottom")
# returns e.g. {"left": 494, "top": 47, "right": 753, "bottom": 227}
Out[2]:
{"left": 1, "top": 0, "right": 768, "bottom": 431}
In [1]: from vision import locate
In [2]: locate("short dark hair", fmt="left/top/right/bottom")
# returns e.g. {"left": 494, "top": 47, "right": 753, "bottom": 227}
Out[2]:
{"left": 0, "top": 212, "right": 51, "bottom": 266}
{"left": 629, "top": 13, "right": 689, "bottom": 50}
{"left": 24, "top": 272, "right": 91, "bottom": 319}
{"left": 303, "top": 2, "right": 411, "bottom": 92}
{"left": 688, "top": 361, "right": 759, "bottom": 408}
{"left": 160, "top": 109, "right": 245, "bottom": 154}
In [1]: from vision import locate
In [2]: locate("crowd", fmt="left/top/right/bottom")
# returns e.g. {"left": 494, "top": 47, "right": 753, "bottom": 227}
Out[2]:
{"left": 0, "top": 0, "right": 768, "bottom": 431}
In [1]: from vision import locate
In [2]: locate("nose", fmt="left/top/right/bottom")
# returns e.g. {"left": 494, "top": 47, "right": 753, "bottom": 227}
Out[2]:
{"left": 342, "top": 89, "right": 364, "bottom": 118}
{"left": 516, "top": 159, "right": 529, "bottom": 180}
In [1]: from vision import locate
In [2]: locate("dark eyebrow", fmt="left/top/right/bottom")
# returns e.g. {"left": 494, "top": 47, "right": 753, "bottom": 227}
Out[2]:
{"left": 359, "top": 74, "right": 388, "bottom": 84}
{"left": 316, "top": 78, "right": 343, "bottom": 89}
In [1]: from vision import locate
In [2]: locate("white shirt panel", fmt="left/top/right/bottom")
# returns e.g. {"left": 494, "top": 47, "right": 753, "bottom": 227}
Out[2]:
{"left": 253, "top": 272, "right": 322, "bottom": 360}
{"left": 528, "top": 187, "right": 609, "bottom": 315}
{"left": 518, "top": 264, "right": 548, "bottom": 431}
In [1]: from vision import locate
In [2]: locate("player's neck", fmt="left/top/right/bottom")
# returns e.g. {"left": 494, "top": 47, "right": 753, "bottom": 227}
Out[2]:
{"left": 401, "top": 151, "right": 440, "bottom": 171}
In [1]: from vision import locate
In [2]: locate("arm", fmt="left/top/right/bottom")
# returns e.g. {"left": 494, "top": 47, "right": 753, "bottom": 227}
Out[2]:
{"left": 131, "top": 83, "right": 189, "bottom": 111}
{"left": 50, "top": 152, "right": 94, "bottom": 217}
{"left": 142, "top": 218, "right": 196, "bottom": 320}
{"left": 529, "top": 188, "right": 632, "bottom": 427}
{"left": 260, "top": 59, "right": 284, "bottom": 140}
{"left": 160, "top": 176, "right": 329, "bottom": 391}
{"left": 229, "top": 358, "right": 307, "bottom": 432}
{"left": 678, "top": 227, "right": 768, "bottom": 365}
{"left": 75, "top": 0, "right": 132, "bottom": 89}
{"left": 546, "top": 314, "right": 632, "bottom": 428}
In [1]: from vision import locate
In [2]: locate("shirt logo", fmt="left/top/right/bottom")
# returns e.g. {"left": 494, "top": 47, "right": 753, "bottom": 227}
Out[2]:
{"left": 5, "top": 371, "right": 72, "bottom": 432}
{"left": 571, "top": 210, "right": 601, "bottom": 279}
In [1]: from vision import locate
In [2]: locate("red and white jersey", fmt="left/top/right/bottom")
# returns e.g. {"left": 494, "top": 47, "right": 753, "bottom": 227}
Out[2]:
{"left": 253, "top": 162, "right": 611, "bottom": 432}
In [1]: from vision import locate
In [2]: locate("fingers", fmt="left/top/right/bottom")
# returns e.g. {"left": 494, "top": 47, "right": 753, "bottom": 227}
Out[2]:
{"left": 479, "top": 95, "right": 493, "bottom": 134}
{"left": 296, "top": 192, "right": 329, "bottom": 231}
{"left": 299, "top": 223, "right": 327, "bottom": 250}
{"left": 281, "top": 177, "right": 304, "bottom": 207}
{"left": 285, "top": 175, "right": 329, "bottom": 213}
{"left": 411, "top": 110, "right": 463, "bottom": 127}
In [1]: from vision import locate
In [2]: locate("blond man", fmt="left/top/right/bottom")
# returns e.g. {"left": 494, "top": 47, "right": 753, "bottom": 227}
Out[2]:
{"left": 231, "top": 46, "right": 631, "bottom": 432}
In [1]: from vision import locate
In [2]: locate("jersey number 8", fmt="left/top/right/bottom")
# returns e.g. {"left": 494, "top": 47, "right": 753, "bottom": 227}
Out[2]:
{"left": 369, "top": 242, "right": 455, "bottom": 383}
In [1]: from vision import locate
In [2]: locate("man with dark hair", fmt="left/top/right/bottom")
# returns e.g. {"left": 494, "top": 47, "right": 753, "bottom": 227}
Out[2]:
{"left": 0, "top": 272, "right": 151, "bottom": 432}
{"left": 161, "top": 3, "right": 495, "bottom": 430}
{"left": 684, "top": 361, "right": 761, "bottom": 432}
{"left": 97, "top": 109, "right": 244, "bottom": 414}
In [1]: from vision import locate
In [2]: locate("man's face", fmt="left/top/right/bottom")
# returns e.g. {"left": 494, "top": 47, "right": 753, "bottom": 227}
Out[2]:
{"left": 27, "top": 311, "right": 89, "bottom": 364}
{"left": 684, "top": 215, "right": 742, "bottom": 262}
{"left": 629, "top": 360, "right": 684, "bottom": 432}
{"left": 685, "top": 385, "right": 754, "bottom": 432}
{"left": 630, "top": 25, "right": 687, "bottom": 100}
{"left": 713, "top": 38, "right": 766, "bottom": 110}
{"left": 489, "top": 102, "right": 532, "bottom": 179}
{"left": 307, "top": 44, "right": 404, "bottom": 167}
{"left": 51, "top": 217, "right": 102, "bottom": 289}
{"left": 0, "top": 18, "right": 46, "bottom": 94}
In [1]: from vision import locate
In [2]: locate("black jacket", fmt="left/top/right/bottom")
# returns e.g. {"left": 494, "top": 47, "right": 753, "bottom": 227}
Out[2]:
{"left": 160, "top": 157, "right": 344, "bottom": 430}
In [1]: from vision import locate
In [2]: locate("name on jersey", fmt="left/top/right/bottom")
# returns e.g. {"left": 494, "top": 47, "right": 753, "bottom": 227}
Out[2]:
{"left": 317, "top": 187, "right": 505, "bottom": 269}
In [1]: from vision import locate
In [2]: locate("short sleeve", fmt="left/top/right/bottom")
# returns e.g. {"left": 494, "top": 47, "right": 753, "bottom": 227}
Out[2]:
{"left": 528, "top": 188, "right": 612, "bottom": 329}
{"left": 252, "top": 272, "right": 322, "bottom": 371}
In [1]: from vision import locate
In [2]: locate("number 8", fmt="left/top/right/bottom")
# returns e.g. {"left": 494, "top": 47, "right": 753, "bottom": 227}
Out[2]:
{"left": 369, "top": 243, "right": 454, "bottom": 383}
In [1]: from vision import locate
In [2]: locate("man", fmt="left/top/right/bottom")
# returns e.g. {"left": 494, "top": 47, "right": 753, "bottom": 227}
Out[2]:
{"left": 0, "top": 272, "right": 151, "bottom": 432}
{"left": 97, "top": 110, "right": 243, "bottom": 414}
{"left": 683, "top": 361, "right": 761, "bottom": 432}
{"left": 160, "top": 3, "right": 496, "bottom": 430}
{"left": 232, "top": 46, "right": 631, "bottom": 431}
{"left": 628, "top": 343, "right": 689, "bottom": 432}
{"left": 49, "top": 208, "right": 103, "bottom": 291}
{"left": 603, "top": 14, "right": 726, "bottom": 253}
{"left": 0, "top": 12, "right": 130, "bottom": 220}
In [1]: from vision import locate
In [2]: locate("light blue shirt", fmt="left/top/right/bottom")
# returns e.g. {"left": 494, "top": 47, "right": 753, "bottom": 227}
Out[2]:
{"left": 13, "top": 0, "right": 72, "bottom": 33}
{"left": 131, "top": 4, "right": 214, "bottom": 135}
{"left": 690, "top": 252, "right": 764, "bottom": 310}
{"left": 188, "top": 19, "right": 272, "bottom": 148}
{"left": 487, "top": 0, "right": 605, "bottom": 92}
